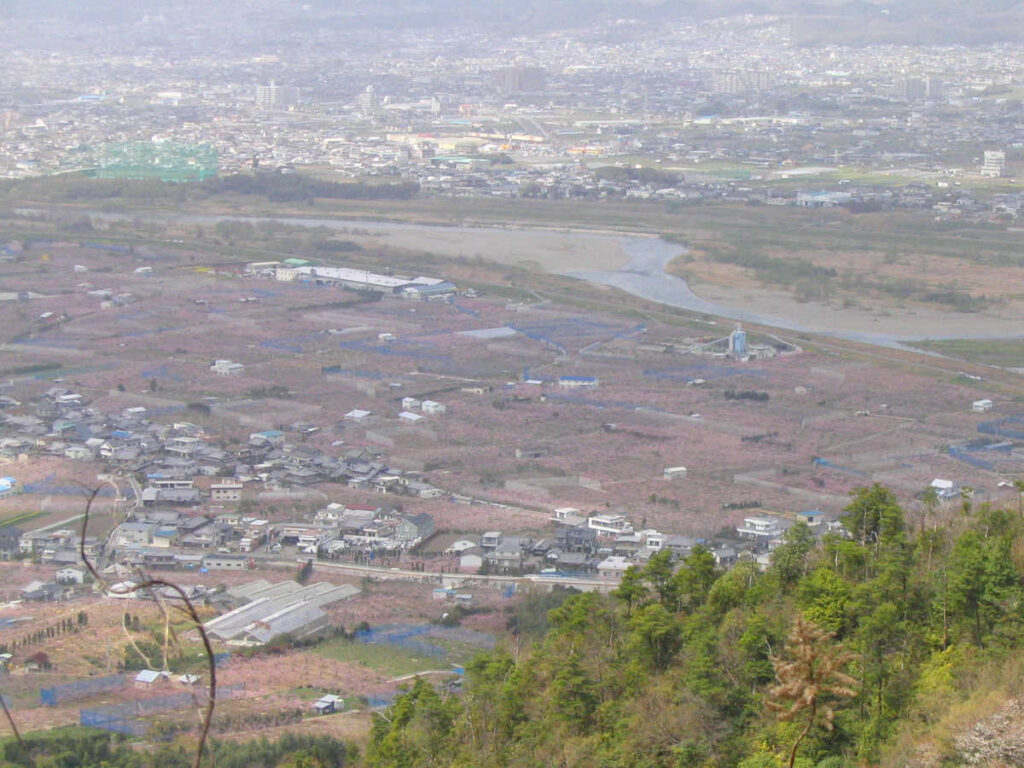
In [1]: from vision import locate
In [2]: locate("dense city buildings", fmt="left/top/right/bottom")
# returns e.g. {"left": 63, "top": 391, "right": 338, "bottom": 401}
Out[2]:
{"left": 0, "top": 4, "right": 1018, "bottom": 215}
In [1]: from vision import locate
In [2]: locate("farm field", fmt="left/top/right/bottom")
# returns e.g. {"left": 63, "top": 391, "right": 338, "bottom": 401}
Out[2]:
{"left": 1, "top": 212, "right": 1023, "bottom": 746}
{"left": 1, "top": 234, "right": 1022, "bottom": 531}
{"left": 20, "top": 195, "right": 1024, "bottom": 342}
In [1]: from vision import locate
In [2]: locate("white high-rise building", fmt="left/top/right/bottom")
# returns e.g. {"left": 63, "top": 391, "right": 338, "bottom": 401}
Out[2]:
{"left": 981, "top": 150, "right": 1006, "bottom": 178}
{"left": 256, "top": 81, "right": 299, "bottom": 109}
{"left": 358, "top": 85, "right": 379, "bottom": 118}
{"left": 728, "top": 323, "right": 748, "bottom": 360}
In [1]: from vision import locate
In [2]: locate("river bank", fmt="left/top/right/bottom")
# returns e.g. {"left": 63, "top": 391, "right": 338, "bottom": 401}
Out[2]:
{"left": 51, "top": 209, "right": 1024, "bottom": 348}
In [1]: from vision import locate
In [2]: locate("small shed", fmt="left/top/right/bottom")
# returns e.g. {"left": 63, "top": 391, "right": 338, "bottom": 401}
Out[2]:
{"left": 24, "top": 652, "right": 51, "bottom": 672}
{"left": 56, "top": 567, "right": 85, "bottom": 584}
{"left": 314, "top": 694, "right": 344, "bottom": 715}
{"left": 134, "top": 669, "right": 169, "bottom": 688}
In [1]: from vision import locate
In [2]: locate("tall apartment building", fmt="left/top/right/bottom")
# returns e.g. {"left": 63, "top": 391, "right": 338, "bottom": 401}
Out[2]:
{"left": 925, "top": 76, "right": 944, "bottom": 100}
{"left": 492, "top": 66, "right": 547, "bottom": 95}
{"left": 711, "top": 69, "right": 772, "bottom": 95}
{"left": 256, "top": 81, "right": 299, "bottom": 109}
{"left": 893, "top": 77, "right": 926, "bottom": 101}
{"left": 358, "top": 85, "right": 380, "bottom": 118}
{"left": 981, "top": 150, "right": 1006, "bottom": 178}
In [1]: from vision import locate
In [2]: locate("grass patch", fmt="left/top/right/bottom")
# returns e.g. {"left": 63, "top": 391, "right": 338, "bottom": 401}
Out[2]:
{"left": 908, "top": 338, "right": 1024, "bottom": 368}
{"left": 0, "top": 509, "right": 50, "bottom": 527}
{"left": 311, "top": 637, "right": 441, "bottom": 677}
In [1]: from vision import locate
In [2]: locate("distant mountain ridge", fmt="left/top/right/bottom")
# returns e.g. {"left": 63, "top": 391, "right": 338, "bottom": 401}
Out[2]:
{"left": 5, "top": 0, "right": 1024, "bottom": 43}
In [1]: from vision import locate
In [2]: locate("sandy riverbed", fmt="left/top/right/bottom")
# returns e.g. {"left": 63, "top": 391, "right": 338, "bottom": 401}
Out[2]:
{"left": 353, "top": 225, "right": 637, "bottom": 272}
{"left": 363, "top": 222, "right": 1024, "bottom": 342}
{"left": 689, "top": 281, "right": 1024, "bottom": 340}
{"left": 91, "top": 209, "right": 1024, "bottom": 343}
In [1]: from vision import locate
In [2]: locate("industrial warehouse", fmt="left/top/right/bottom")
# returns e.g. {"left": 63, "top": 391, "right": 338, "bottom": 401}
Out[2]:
{"left": 203, "top": 579, "right": 360, "bottom": 646}
{"left": 246, "top": 260, "right": 457, "bottom": 299}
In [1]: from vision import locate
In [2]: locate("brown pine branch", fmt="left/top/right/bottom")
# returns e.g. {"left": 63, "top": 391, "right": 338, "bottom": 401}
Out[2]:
{"left": 767, "top": 616, "right": 857, "bottom": 768}
{"left": 79, "top": 485, "right": 217, "bottom": 768}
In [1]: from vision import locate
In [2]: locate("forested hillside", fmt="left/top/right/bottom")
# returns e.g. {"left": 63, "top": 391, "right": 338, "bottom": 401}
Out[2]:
{"left": 366, "top": 484, "right": 1024, "bottom": 768}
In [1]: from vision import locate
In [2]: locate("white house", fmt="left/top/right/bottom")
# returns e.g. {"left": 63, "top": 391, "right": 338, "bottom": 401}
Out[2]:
{"left": 63, "top": 445, "right": 94, "bottom": 461}
{"left": 972, "top": 399, "right": 993, "bottom": 413}
{"left": 211, "top": 482, "right": 243, "bottom": 502}
{"left": 559, "top": 376, "right": 599, "bottom": 389}
{"left": 211, "top": 359, "right": 244, "bottom": 376}
{"left": 56, "top": 567, "right": 85, "bottom": 584}
{"left": 587, "top": 514, "right": 633, "bottom": 536}
{"left": 597, "top": 555, "right": 632, "bottom": 580}
{"left": 401, "top": 397, "right": 421, "bottom": 410}
{"left": 134, "top": 669, "right": 169, "bottom": 688}
{"left": 736, "top": 515, "right": 785, "bottom": 540}
{"left": 930, "top": 478, "right": 958, "bottom": 500}
{"left": 421, "top": 400, "right": 446, "bottom": 415}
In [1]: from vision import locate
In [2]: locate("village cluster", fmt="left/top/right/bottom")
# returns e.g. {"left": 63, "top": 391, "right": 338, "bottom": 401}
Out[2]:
{"left": 0, "top": 379, "right": 863, "bottom": 623}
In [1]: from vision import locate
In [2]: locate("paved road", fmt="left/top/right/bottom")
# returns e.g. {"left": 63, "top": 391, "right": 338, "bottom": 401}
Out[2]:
{"left": 275, "top": 557, "right": 618, "bottom": 594}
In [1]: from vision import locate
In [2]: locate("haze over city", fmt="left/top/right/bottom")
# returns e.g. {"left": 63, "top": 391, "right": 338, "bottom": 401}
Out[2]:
{"left": 0, "top": 3, "right": 1023, "bottom": 767}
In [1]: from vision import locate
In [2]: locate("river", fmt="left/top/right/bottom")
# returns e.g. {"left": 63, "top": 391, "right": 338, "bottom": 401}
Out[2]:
{"left": 62, "top": 210, "right": 1024, "bottom": 349}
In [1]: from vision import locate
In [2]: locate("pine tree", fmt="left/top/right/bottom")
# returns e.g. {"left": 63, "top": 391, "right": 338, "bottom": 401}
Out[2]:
{"left": 767, "top": 616, "right": 857, "bottom": 768}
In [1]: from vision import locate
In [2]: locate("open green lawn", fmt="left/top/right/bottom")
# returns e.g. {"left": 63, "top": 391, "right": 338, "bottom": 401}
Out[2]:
{"left": 311, "top": 637, "right": 447, "bottom": 677}
{"left": 0, "top": 509, "right": 50, "bottom": 527}
{"left": 908, "top": 338, "right": 1024, "bottom": 369}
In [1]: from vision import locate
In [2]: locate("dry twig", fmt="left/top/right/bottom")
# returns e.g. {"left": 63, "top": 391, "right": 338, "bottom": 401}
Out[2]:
{"left": 78, "top": 485, "right": 218, "bottom": 768}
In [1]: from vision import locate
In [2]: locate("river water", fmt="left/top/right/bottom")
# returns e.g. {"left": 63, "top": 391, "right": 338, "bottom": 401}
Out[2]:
{"left": 70, "top": 210, "right": 1015, "bottom": 349}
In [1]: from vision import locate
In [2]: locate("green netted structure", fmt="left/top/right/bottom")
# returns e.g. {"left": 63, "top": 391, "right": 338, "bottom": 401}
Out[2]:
{"left": 96, "top": 141, "right": 218, "bottom": 182}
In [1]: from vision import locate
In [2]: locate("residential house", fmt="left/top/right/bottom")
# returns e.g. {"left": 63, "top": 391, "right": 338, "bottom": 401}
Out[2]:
{"left": 315, "top": 694, "right": 344, "bottom": 715}
{"left": 152, "top": 528, "right": 180, "bottom": 548}
{"left": 55, "top": 567, "right": 85, "bottom": 584}
{"left": 485, "top": 540, "right": 526, "bottom": 573}
{"left": 24, "top": 652, "right": 51, "bottom": 671}
{"left": 114, "top": 522, "right": 154, "bottom": 547}
{"left": 0, "top": 526, "right": 22, "bottom": 560}
{"left": 135, "top": 670, "right": 169, "bottom": 688}
{"left": 21, "top": 581, "right": 64, "bottom": 602}
{"left": 63, "top": 445, "right": 94, "bottom": 460}
{"left": 711, "top": 545, "right": 738, "bottom": 567}
{"left": 249, "top": 430, "right": 285, "bottom": 447}
{"left": 202, "top": 554, "right": 250, "bottom": 571}
{"left": 544, "top": 549, "right": 592, "bottom": 574}
{"left": 662, "top": 535, "right": 697, "bottom": 557}
{"left": 480, "top": 531, "right": 503, "bottom": 550}
{"left": 551, "top": 507, "right": 584, "bottom": 525}
{"left": 587, "top": 514, "right": 633, "bottom": 536}
{"left": 558, "top": 376, "right": 599, "bottom": 389}
{"left": 404, "top": 480, "right": 443, "bottom": 499}
{"left": 395, "top": 513, "right": 435, "bottom": 545}
{"left": 210, "top": 359, "right": 244, "bottom": 376}
{"left": 458, "top": 547, "right": 484, "bottom": 572}
{"left": 554, "top": 525, "right": 597, "bottom": 553}
{"left": 597, "top": 555, "right": 632, "bottom": 580}
{"left": 210, "top": 482, "right": 243, "bottom": 502}
{"left": 736, "top": 515, "right": 787, "bottom": 540}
